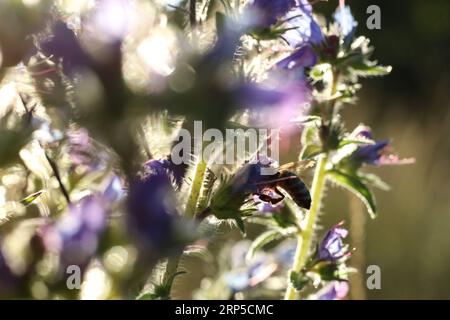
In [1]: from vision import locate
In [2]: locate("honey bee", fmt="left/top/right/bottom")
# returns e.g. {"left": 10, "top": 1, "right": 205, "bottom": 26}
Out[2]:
{"left": 233, "top": 159, "right": 313, "bottom": 210}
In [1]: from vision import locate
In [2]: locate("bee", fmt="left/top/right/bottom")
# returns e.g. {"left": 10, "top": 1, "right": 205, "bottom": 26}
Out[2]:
{"left": 232, "top": 159, "right": 313, "bottom": 210}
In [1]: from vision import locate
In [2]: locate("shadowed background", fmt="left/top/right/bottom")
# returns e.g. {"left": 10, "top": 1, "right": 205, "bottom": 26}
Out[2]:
{"left": 305, "top": 0, "right": 450, "bottom": 299}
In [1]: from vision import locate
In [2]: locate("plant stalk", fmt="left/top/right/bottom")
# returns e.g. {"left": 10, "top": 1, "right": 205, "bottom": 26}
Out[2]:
{"left": 161, "top": 158, "right": 207, "bottom": 296}
{"left": 284, "top": 153, "right": 328, "bottom": 300}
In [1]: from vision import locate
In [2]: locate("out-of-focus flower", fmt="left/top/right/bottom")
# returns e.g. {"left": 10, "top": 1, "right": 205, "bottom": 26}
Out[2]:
{"left": 276, "top": 44, "right": 318, "bottom": 71}
{"left": 67, "top": 128, "right": 105, "bottom": 172}
{"left": 42, "top": 195, "right": 108, "bottom": 266}
{"left": 102, "top": 175, "right": 125, "bottom": 203}
{"left": 333, "top": 5, "right": 357, "bottom": 44}
{"left": 272, "top": 44, "right": 318, "bottom": 90}
{"left": 41, "top": 21, "right": 90, "bottom": 75}
{"left": 317, "top": 222, "right": 349, "bottom": 262}
{"left": 247, "top": 0, "right": 298, "bottom": 28}
{"left": 274, "top": 241, "right": 296, "bottom": 266}
{"left": 225, "top": 241, "right": 277, "bottom": 292}
{"left": 84, "top": 0, "right": 131, "bottom": 46}
{"left": 126, "top": 161, "right": 177, "bottom": 256}
{"left": 314, "top": 281, "right": 349, "bottom": 300}
{"left": 283, "top": 0, "right": 324, "bottom": 47}
{"left": 67, "top": 128, "right": 91, "bottom": 166}
{"left": 225, "top": 258, "right": 277, "bottom": 293}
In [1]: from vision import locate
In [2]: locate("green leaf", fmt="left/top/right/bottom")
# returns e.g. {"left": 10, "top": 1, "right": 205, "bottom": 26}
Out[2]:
{"left": 327, "top": 169, "right": 377, "bottom": 218}
{"left": 338, "top": 138, "right": 374, "bottom": 149}
{"left": 245, "top": 229, "right": 283, "bottom": 262}
{"left": 301, "top": 123, "right": 319, "bottom": 147}
{"left": 300, "top": 144, "right": 324, "bottom": 160}
{"left": 350, "top": 63, "right": 392, "bottom": 78}
{"left": 233, "top": 216, "right": 246, "bottom": 235}
{"left": 361, "top": 173, "right": 391, "bottom": 191}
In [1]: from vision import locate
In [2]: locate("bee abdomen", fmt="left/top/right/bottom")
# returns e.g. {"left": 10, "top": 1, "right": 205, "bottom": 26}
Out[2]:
{"left": 278, "top": 171, "right": 311, "bottom": 210}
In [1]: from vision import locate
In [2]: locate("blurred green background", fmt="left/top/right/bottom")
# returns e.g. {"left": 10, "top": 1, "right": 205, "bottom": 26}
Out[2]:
{"left": 176, "top": 0, "right": 450, "bottom": 300}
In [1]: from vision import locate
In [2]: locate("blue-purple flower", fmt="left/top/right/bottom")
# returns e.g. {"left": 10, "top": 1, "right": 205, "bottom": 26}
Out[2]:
{"left": 349, "top": 126, "right": 415, "bottom": 166}
{"left": 276, "top": 44, "right": 318, "bottom": 71}
{"left": 283, "top": 0, "right": 324, "bottom": 47}
{"left": 317, "top": 222, "right": 349, "bottom": 261}
{"left": 315, "top": 281, "right": 349, "bottom": 300}
{"left": 126, "top": 160, "right": 178, "bottom": 255}
{"left": 42, "top": 195, "right": 108, "bottom": 266}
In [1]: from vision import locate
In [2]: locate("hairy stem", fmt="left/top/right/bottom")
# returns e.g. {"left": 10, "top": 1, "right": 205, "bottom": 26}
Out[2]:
{"left": 284, "top": 153, "right": 328, "bottom": 300}
{"left": 185, "top": 160, "right": 207, "bottom": 218}
{"left": 161, "top": 158, "right": 207, "bottom": 296}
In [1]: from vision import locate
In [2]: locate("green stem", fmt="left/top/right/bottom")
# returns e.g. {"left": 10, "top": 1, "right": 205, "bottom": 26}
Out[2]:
{"left": 161, "top": 159, "right": 207, "bottom": 296}
{"left": 284, "top": 153, "right": 328, "bottom": 300}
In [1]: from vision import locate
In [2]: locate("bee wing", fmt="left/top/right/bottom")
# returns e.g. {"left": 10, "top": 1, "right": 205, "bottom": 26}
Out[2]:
{"left": 279, "top": 160, "right": 315, "bottom": 173}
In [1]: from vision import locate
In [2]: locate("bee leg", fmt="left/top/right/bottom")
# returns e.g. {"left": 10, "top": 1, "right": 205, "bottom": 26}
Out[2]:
{"left": 255, "top": 193, "right": 274, "bottom": 203}
{"left": 269, "top": 187, "right": 285, "bottom": 205}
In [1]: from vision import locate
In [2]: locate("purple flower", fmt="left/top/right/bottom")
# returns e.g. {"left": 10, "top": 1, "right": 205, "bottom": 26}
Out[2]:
{"left": 283, "top": 0, "right": 324, "bottom": 47}
{"left": 349, "top": 126, "right": 415, "bottom": 166}
{"left": 351, "top": 141, "right": 416, "bottom": 166}
{"left": 248, "top": 0, "right": 298, "bottom": 28}
{"left": 315, "top": 281, "right": 349, "bottom": 300}
{"left": 318, "top": 222, "right": 349, "bottom": 261}
{"left": 351, "top": 140, "right": 390, "bottom": 165}
{"left": 333, "top": 5, "right": 357, "bottom": 44}
{"left": 126, "top": 163, "right": 177, "bottom": 254}
{"left": 42, "top": 195, "right": 108, "bottom": 266}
